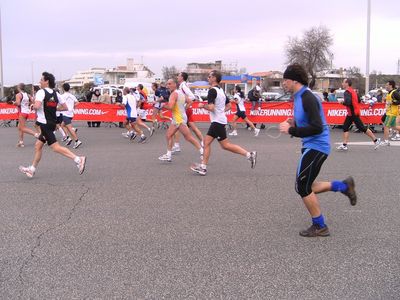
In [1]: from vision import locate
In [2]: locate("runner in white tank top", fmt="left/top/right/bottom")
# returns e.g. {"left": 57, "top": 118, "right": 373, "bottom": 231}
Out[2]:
{"left": 190, "top": 70, "right": 257, "bottom": 176}
{"left": 13, "top": 83, "right": 39, "bottom": 147}
{"left": 158, "top": 78, "right": 203, "bottom": 163}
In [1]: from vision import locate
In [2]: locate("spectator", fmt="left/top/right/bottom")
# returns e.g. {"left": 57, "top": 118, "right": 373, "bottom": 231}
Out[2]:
{"left": 328, "top": 88, "right": 336, "bottom": 102}
{"left": 90, "top": 89, "right": 101, "bottom": 127}
{"left": 323, "top": 91, "right": 329, "bottom": 102}
{"left": 376, "top": 89, "right": 383, "bottom": 103}
{"left": 100, "top": 90, "right": 111, "bottom": 104}
{"left": 248, "top": 85, "right": 262, "bottom": 111}
{"left": 115, "top": 91, "right": 124, "bottom": 128}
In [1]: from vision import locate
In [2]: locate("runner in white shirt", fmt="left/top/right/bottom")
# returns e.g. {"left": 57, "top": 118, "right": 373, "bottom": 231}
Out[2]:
{"left": 13, "top": 83, "right": 39, "bottom": 147}
{"left": 61, "top": 83, "right": 82, "bottom": 149}
{"left": 191, "top": 70, "right": 257, "bottom": 176}
{"left": 228, "top": 85, "right": 260, "bottom": 137}
{"left": 19, "top": 72, "right": 86, "bottom": 178}
{"left": 118, "top": 87, "right": 147, "bottom": 143}
{"left": 171, "top": 72, "right": 204, "bottom": 153}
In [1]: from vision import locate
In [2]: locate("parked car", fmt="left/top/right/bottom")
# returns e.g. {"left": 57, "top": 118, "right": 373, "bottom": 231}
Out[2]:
{"left": 271, "top": 91, "right": 323, "bottom": 102}
{"left": 273, "top": 93, "right": 293, "bottom": 102}
{"left": 262, "top": 92, "right": 282, "bottom": 101}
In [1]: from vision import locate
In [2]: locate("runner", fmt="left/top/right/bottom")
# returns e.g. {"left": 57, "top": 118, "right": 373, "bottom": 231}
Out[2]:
{"left": 336, "top": 78, "right": 382, "bottom": 151}
{"left": 151, "top": 82, "right": 171, "bottom": 129}
{"left": 118, "top": 87, "right": 147, "bottom": 144}
{"left": 381, "top": 80, "right": 400, "bottom": 145}
{"left": 178, "top": 72, "right": 203, "bottom": 145}
{"left": 136, "top": 84, "right": 153, "bottom": 136}
{"left": 19, "top": 72, "right": 86, "bottom": 178}
{"left": 13, "top": 83, "right": 39, "bottom": 147}
{"left": 228, "top": 85, "right": 260, "bottom": 137}
{"left": 158, "top": 79, "right": 203, "bottom": 162}
{"left": 190, "top": 70, "right": 256, "bottom": 176}
{"left": 60, "top": 83, "right": 82, "bottom": 149}
{"left": 279, "top": 64, "right": 357, "bottom": 237}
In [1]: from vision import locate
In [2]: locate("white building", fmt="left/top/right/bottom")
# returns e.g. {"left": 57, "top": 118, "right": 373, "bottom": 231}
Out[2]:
{"left": 66, "top": 68, "right": 106, "bottom": 88}
{"left": 66, "top": 59, "right": 155, "bottom": 88}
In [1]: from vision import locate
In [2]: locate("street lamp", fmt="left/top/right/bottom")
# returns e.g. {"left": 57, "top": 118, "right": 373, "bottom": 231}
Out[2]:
{"left": 365, "top": 0, "right": 371, "bottom": 94}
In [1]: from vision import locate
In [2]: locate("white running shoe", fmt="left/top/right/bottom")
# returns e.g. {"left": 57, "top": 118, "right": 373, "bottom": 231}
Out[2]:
{"left": 77, "top": 156, "right": 86, "bottom": 175}
{"left": 65, "top": 137, "right": 72, "bottom": 146}
{"left": 228, "top": 130, "right": 238, "bottom": 136}
{"left": 158, "top": 153, "right": 172, "bottom": 162}
{"left": 16, "top": 141, "right": 24, "bottom": 148}
{"left": 190, "top": 163, "right": 207, "bottom": 176}
{"left": 19, "top": 166, "right": 34, "bottom": 178}
{"left": 138, "top": 135, "right": 147, "bottom": 144}
{"left": 171, "top": 145, "right": 181, "bottom": 153}
{"left": 73, "top": 140, "right": 82, "bottom": 149}
{"left": 374, "top": 138, "right": 383, "bottom": 150}
{"left": 248, "top": 151, "right": 257, "bottom": 169}
{"left": 254, "top": 128, "right": 260, "bottom": 137}
{"left": 337, "top": 144, "right": 348, "bottom": 151}
{"left": 381, "top": 140, "right": 390, "bottom": 146}
{"left": 391, "top": 134, "right": 400, "bottom": 141}
{"left": 122, "top": 132, "right": 130, "bottom": 138}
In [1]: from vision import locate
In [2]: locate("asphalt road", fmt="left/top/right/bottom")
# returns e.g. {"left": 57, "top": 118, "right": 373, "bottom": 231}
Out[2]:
{"left": 0, "top": 121, "right": 399, "bottom": 299}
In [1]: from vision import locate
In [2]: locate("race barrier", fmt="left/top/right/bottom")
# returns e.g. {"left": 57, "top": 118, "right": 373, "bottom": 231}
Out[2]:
{"left": 0, "top": 102, "right": 386, "bottom": 124}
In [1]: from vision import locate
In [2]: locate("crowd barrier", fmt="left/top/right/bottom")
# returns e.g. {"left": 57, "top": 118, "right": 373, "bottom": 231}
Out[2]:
{"left": 0, "top": 102, "right": 386, "bottom": 124}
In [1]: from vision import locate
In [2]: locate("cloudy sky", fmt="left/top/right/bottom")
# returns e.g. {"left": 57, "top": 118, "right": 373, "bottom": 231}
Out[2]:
{"left": 1, "top": 0, "right": 399, "bottom": 85}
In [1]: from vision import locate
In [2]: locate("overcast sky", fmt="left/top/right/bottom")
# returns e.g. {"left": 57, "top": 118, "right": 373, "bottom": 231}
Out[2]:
{"left": 1, "top": 0, "right": 399, "bottom": 85}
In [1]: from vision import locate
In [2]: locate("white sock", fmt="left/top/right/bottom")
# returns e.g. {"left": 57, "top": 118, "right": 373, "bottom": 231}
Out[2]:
{"left": 167, "top": 150, "right": 172, "bottom": 156}
{"left": 29, "top": 165, "right": 36, "bottom": 172}
{"left": 58, "top": 127, "right": 66, "bottom": 137}
{"left": 246, "top": 152, "right": 251, "bottom": 159}
{"left": 74, "top": 156, "right": 81, "bottom": 164}
{"left": 200, "top": 164, "right": 206, "bottom": 169}
{"left": 174, "top": 143, "right": 180, "bottom": 147}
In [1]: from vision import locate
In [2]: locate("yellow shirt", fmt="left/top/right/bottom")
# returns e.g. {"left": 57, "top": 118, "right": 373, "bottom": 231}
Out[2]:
{"left": 386, "top": 90, "right": 398, "bottom": 116}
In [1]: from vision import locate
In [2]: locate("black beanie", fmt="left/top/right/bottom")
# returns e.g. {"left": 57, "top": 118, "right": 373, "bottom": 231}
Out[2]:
{"left": 283, "top": 65, "right": 308, "bottom": 86}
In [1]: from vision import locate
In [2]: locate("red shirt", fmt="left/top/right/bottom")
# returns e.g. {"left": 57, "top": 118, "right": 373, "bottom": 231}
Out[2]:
{"left": 345, "top": 87, "right": 360, "bottom": 116}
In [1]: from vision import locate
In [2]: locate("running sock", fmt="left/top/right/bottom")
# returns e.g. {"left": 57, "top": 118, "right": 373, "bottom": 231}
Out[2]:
{"left": 246, "top": 152, "right": 251, "bottom": 159}
{"left": 29, "top": 165, "right": 36, "bottom": 172}
{"left": 75, "top": 139, "right": 79, "bottom": 142}
{"left": 200, "top": 164, "right": 207, "bottom": 169}
{"left": 58, "top": 127, "right": 66, "bottom": 137}
{"left": 74, "top": 156, "right": 81, "bottom": 164}
{"left": 167, "top": 150, "right": 172, "bottom": 157}
{"left": 343, "top": 143, "right": 347, "bottom": 146}
{"left": 174, "top": 143, "right": 180, "bottom": 148}
{"left": 312, "top": 214, "right": 326, "bottom": 228}
{"left": 331, "top": 181, "right": 348, "bottom": 193}
{"left": 373, "top": 139, "right": 377, "bottom": 143}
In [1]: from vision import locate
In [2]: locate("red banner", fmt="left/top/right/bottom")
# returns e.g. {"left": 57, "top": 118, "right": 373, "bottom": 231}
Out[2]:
{"left": 0, "top": 102, "right": 386, "bottom": 124}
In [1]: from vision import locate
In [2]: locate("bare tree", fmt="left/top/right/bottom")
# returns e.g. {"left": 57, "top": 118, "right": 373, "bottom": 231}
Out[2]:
{"left": 162, "top": 66, "right": 179, "bottom": 81}
{"left": 285, "top": 25, "right": 333, "bottom": 89}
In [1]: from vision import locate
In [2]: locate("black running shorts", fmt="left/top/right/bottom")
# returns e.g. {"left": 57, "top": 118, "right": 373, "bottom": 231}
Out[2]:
{"left": 38, "top": 123, "right": 57, "bottom": 146}
{"left": 207, "top": 122, "right": 227, "bottom": 141}
{"left": 342, "top": 115, "right": 367, "bottom": 133}
{"left": 295, "top": 148, "right": 328, "bottom": 198}
{"left": 236, "top": 110, "right": 247, "bottom": 119}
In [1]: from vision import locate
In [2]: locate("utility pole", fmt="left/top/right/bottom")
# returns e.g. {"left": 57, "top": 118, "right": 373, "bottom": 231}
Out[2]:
{"left": 365, "top": 0, "right": 371, "bottom": 94}
{"left": 0, "top": 8, "right": 4, "bottom": 99}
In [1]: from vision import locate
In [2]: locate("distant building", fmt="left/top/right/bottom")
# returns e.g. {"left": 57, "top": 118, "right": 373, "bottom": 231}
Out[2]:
{"left": 251, "top": 71, "right": 283, "bottom": 92}
{"left": 66, "top": 58, "right": 155, "bottom": 88}
{"left": 66, "top": 67, "right": 107, "bottom": 88}
{"left": 185, "top": 60, "right": 225, "bottom": 82}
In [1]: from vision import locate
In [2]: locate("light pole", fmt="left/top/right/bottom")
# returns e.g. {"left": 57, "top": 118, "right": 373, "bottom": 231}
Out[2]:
{"left": 0, "top": 7, "right": 4, "bottom": 99}
{"left": 365, "top": 0, "right": 371, "bottom": 94}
